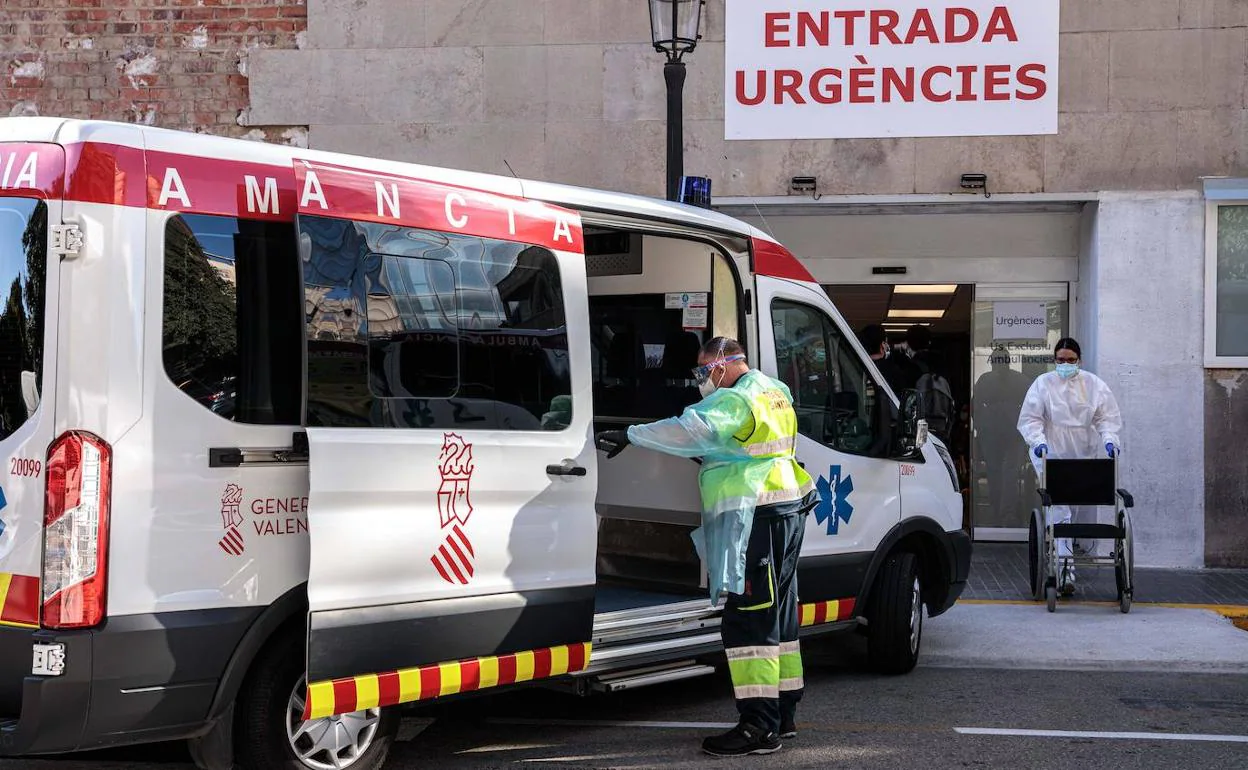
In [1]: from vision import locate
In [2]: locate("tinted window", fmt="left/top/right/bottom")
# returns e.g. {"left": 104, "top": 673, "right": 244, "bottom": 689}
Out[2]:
{"left": 772, "top": 299, "right": 884, "bottom": 456}
{"left": 162, "top": 214, "right": 302, "bottom": 424}
{"left": 301, "top": 216, "right": 572, "bottom": 431}
{"left": 0, "top": 198, "right": 46, "bottom": 440}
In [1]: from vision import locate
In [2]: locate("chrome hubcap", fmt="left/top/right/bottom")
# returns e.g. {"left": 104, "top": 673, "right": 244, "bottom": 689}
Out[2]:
{"left": 908, "top": 576, "right": 922, "bottom": 655}
{"left": 287, "top": 678, "right": 380, "bottom": 770}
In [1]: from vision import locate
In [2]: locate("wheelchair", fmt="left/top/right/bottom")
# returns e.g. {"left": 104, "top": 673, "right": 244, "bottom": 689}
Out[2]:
{"left": 1027, "top": 454, "right": 1136, "bottom": 613}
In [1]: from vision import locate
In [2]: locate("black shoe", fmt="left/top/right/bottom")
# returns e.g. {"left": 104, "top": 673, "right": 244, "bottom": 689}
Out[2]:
{"left": 702, "top": 722, "right": 782, "bottom": 757}
{"left": 779, "top": 716, "right": 797, "bottom": 739}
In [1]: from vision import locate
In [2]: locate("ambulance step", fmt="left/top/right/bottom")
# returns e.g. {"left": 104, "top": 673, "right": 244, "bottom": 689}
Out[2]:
{"left": 592, "top": 600, "right": 720, "bottom": 646}
{"left": 583, "top": 630, "right": 723, "bottom": 675}
{"left": 590, "top": 661, "right": 717, "bottom": 693}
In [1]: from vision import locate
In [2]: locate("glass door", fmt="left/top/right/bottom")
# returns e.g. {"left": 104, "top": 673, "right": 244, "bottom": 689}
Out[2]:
{"left": 970, "top": 284, "right": 1070, "bottom": 540}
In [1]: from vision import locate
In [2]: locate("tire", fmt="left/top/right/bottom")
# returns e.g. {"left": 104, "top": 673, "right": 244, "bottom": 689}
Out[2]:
{"left": 1045, "top": 585, "right": 1057, "bottom": 613}
{"left": 235, "top": 633, "right": 399, "bottom": 770}
{"left": 1028, "top": 510, "right": 1045, "bottom": 601}
{"left": 866, "top": 551, "right": 923, "bottom": 676}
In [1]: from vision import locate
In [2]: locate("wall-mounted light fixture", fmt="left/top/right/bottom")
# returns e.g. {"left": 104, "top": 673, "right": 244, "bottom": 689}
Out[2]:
{"left": 790, "top": 175, "right": 821, "bottom": 200}
{"left": 960, "top": 172, "right": 990, "bottom": 199}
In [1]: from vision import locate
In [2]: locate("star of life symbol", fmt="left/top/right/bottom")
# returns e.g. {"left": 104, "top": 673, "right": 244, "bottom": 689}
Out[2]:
{"left": 815, "top": 465, "right": 855, "bottom": 536}
{"left": 218, "top": 484, "right": 245, "bottom": 556}
{"left": 432, "top": 434, "right": 477, "bottom": 585}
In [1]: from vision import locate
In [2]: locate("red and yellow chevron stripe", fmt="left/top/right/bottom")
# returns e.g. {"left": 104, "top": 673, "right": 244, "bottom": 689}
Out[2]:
{"left": 799, "top": 597, "right": 856, "bottom": 628}
{"left": 304, "top": 641, "right": 592, "bottom": 720}
{"left": 0, "top": 573, "right": 39, "bottom": 629}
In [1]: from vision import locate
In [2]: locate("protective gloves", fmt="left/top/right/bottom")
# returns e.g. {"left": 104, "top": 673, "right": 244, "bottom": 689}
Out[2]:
{"left": 1033, "top": 443, "right": 1048, "bottom": 459}
{"left": 595, "top": 430, "right": 631, "bottom": 459}
{"left": 1106, "top": 442, "right": 1118, "bottom": 458}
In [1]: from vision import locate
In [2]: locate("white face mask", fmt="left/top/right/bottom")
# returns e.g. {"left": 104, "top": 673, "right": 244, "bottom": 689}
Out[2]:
{"left": 698, "top": 379, "right": 717, "bottom": 397}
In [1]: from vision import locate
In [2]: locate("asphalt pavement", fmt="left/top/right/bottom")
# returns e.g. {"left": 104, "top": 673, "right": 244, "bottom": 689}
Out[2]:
{"left": 5, "top": 610, "right": 1248, "bottom": 770}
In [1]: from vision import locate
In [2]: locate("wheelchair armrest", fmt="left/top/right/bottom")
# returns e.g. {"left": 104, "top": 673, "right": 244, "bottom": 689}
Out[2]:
{"left": 1117, "top": 488, "right": 1134, "bottom": 509}
{"left": 1036, "top": 488, "right": 1052, "bottom": 507}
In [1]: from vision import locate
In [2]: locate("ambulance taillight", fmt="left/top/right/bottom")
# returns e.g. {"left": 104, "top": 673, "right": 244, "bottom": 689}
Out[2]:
{"left": 41, "top": 431, "right": 112, "bottom": 629}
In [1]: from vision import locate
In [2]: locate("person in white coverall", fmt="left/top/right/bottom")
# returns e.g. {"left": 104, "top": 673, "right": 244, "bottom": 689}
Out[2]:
{"left": 1017, "top": 337, "right": 1123, "bottom": 595}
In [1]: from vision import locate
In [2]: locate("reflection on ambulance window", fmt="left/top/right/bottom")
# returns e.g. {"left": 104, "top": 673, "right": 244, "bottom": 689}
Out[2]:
{"left": 771, "top": 299, "right": 883, "bottom": 457}
{"left": 0, "top": 197, "right": 46, "bottom": 441}
{"left": 300, "top": 216, "right": 573, "bottom": 431}
{"left": 161, "top": 214, "right": 303, "bottom": 425}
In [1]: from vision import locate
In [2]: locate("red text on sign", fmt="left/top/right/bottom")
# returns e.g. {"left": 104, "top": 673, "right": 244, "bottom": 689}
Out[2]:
{"left": 764, "top": 6, "right": 1019, "bottom": 47}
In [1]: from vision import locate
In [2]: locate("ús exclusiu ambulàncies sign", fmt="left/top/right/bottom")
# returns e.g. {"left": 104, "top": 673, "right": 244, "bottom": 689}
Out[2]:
{"left": 724, "top": 1, "right": 1059, "bottom": 140}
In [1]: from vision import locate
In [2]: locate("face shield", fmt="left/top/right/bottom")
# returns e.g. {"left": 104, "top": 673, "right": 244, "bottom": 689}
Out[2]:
{"left": 691, "top": 354, "right": 745, "bottom": 387}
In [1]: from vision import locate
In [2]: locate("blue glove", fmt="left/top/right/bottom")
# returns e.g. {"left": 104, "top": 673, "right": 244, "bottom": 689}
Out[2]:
{"left": 1033, "top": 444, "right": 1048, "bottom": 458}
{"left": 1106, "top": 442, "right": 1118, "bottom": 458}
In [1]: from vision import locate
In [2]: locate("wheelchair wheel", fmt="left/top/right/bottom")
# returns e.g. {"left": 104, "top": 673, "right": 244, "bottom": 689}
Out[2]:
{"left": 1028, "top": 509, "right": 1045, "bottom": 601}
{"left": 1116, "top": 510, "right": 1134, "bottom": 614}
{"left": 1045, "top": 584, "right": 1057, "bottom": 613}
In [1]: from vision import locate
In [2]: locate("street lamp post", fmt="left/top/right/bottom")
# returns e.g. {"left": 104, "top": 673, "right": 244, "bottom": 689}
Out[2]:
{"left": 648, "top": 0, "right": 704, "bottom": 202}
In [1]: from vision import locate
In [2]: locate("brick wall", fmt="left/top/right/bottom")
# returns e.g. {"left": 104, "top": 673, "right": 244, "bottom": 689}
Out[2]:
{"left": 2, "top": 0, "right": 308, "bottom": 144}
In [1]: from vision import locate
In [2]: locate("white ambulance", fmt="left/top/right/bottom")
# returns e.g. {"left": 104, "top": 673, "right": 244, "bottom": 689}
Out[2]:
{"left": 0, "top": 118, "right": 970, "bottom": 769}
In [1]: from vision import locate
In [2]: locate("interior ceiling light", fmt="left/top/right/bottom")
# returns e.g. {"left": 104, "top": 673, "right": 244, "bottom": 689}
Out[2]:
{"left": 887, "top": 309, "right": 946, "bottom": 319}
{"left": 893, "top": 284, "right": 958, "bottom": 294}
{"left": 883, "top": 322, "right": 931, "bottom": 329}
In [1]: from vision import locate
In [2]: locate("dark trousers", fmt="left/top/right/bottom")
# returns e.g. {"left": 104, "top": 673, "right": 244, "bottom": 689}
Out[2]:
{"left": 720, "top": 509, "right": 807, "bottom": 733}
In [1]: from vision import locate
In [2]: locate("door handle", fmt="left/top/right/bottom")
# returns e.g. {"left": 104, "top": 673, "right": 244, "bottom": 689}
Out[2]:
{"left": 546, "top": 462, "right": 588, "bottom": 477}
{"left": 209, "top": 433, "right": 309, "bottom": 468}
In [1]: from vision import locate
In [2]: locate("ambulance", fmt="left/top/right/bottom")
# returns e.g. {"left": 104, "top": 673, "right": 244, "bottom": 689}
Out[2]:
{"left": 0, "top": 118, "right": 970, "bottom": 769}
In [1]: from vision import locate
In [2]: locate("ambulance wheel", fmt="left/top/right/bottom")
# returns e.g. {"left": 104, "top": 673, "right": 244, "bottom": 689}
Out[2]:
{"left": 235, "top": 632, "right": 399, "bottom": 770}
{"left": 866, "top": 551, "right": 923, "bottom": 676}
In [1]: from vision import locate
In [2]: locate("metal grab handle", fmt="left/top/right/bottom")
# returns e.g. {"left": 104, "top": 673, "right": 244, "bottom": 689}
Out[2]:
{"left": 546, "top": 463, "right": 587, "bottom": 477}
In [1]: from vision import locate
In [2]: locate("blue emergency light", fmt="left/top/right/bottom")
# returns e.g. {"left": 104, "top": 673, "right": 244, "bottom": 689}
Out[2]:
{"left": 678, "top": 176, "right": 712, "bottom": 208}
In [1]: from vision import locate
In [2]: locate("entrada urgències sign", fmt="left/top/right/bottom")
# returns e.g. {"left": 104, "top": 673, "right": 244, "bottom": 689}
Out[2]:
{"left": 724, "top": 1, "right": 1059, "bottom": 140}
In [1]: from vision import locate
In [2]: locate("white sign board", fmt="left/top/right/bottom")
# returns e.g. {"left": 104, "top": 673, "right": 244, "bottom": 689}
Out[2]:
{"left": 724, "top": 0, "right": 1060, "bottom": 140}
{"left": 992, "top": 302, "right": 1047, "bottom": 340}
{"left": 682, "top": 306, "right": 709, "bottom": 329}
{"left": 665, "top": 292, "right": 708, "bottom": 309}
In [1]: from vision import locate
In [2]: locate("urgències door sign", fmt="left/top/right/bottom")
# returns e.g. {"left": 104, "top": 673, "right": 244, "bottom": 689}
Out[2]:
{"left": 724, "top": 1, "right": 1059, "bottom": 140}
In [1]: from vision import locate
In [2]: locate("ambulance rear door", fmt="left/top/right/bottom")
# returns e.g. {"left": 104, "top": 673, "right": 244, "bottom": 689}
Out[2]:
{"left": 0, "top": 141, "right": 64, "bottom": 635}
{"left": 294, "top": 159, "right": 598, "bottom": 717}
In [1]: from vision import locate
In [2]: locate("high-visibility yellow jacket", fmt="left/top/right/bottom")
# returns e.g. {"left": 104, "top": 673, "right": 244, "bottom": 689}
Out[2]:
{"left": 627, "top": 370, "right": 815, "bottom": 603}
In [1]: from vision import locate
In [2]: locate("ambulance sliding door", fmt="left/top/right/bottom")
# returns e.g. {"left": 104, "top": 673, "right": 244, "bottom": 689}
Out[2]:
{"left": 294, "top": 160, "right": 598, "bottom": 717}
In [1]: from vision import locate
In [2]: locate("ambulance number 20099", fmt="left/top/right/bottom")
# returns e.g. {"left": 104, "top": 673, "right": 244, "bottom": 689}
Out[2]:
{"left": 10, "top": 458, "right": 42, "bottom": 477}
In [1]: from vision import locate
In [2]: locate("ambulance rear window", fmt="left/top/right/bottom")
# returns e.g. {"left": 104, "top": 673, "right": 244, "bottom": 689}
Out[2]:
{"left": 0, "top": 197, "right": 46, "bottom": 441}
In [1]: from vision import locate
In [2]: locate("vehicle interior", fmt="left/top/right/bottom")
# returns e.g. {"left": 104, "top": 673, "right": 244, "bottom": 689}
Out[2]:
{"left": 584, "top": 225, "right": 748, "bottom": 617}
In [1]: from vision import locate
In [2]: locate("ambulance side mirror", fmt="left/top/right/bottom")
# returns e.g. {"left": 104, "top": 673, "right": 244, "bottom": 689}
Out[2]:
{"left": 895, "top": 389, "right": 928, "bottom": 457}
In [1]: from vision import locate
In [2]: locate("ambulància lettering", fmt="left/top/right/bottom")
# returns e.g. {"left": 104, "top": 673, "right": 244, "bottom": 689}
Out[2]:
{"left": 0, "top": 150, "right": 39, "bottom": 190}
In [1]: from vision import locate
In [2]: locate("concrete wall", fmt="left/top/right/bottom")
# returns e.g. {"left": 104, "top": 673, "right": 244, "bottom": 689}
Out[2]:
{"left": 1206, "top": 370, "right": 1248, "bottom": 567}
{"left": 1088, "top": 192, "right": 1206, "bottom": 568}
{"left": 1076, "top": 203, "right": 1101, "bottom": 369}
{"left": 243, "top": 0, "right": 1248, "bottom": 198}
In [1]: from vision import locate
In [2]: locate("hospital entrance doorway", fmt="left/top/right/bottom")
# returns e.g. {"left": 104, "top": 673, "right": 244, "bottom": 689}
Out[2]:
{"left": 825, "top": 283, "right": 1071, "bottom": 541}
{"left": 826, "top": 284, "right": 974, "bottom": 531}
